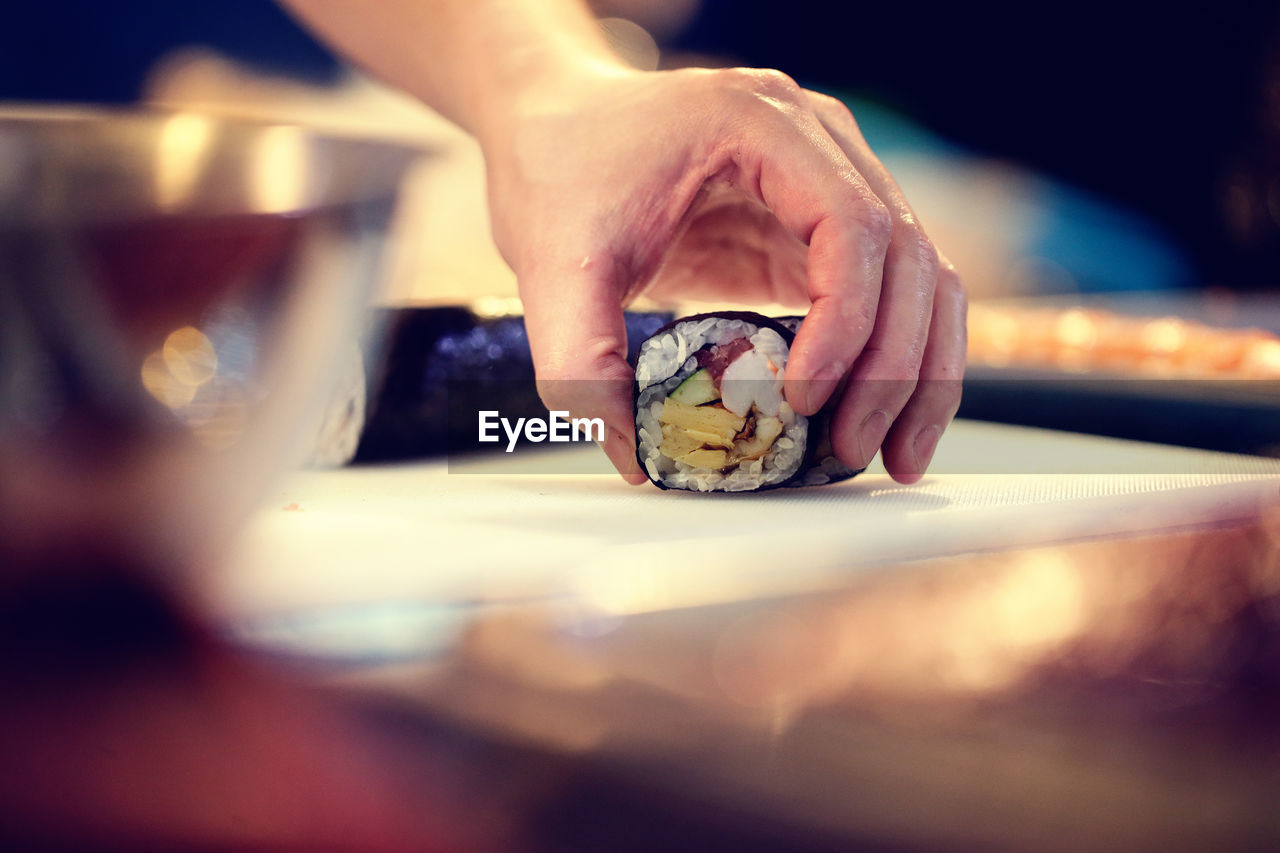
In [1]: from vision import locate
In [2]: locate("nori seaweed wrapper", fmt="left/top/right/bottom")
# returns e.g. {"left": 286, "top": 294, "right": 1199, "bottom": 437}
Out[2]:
{"left": 356, "top": 307, "right": 672, "bottom": 462}
{"left": 648, "top": 310, "right": 798, "bottom": 346}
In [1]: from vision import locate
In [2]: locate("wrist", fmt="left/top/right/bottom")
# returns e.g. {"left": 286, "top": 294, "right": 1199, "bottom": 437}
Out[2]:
{"left": 470, "top": 50, "right": 636, "bottom": 155}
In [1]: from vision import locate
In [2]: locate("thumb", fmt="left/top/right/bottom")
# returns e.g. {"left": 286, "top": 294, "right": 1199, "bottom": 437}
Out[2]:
{"left": 519, "top": 258, "right": 647, "bottom": 485}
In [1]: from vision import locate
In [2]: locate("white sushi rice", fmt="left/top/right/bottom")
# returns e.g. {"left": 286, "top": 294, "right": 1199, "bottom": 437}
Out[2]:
{"left": 635, "top": 316, "right": 808, "bottom": 492}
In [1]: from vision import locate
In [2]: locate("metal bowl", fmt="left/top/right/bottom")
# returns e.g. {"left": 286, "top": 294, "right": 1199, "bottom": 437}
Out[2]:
{"left": 0, "top": 106, "right": 422, "bottom": 584}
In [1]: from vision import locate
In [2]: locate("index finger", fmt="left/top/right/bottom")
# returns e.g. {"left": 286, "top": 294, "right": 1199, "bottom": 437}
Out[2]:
{"left": 720, "top": 82, "right": 891, "bottom": 416}
{"left": 520, "top": 254, "right": 647, "bottom": 485}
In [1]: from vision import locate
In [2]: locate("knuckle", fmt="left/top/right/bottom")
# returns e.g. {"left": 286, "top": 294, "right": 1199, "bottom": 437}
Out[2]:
{"left": 702, "top": 67, "right": 759, "bottom": 113}
{"left": 900, "top": 342, "right": 927, "bottom": 377}
{"left": 896, "top": 227, "right": 939, "bottom": 278}
{"left": 937, "top": 261, "right": 966, "bottom": 301}
{"left": 535, "top": 338, "right": 632, "bottom": 416}
{"left": 809, "top": 90, "right": 842, "bottom": 112}
{"left": 850, "top": 200, "right": 893, "bottom": 246}
{"left": 748, "top": 68, "right": 803, "bottom": 99}
{"left": 717, "top": 67, "right": 804, "bottom": 113}
{"left": 812, "top": 294, "right": 876, "bottom": 348}
{"left": 813, "top": 92, "right": 858, "bottom": 129}
{"left": 862, "top": 344, "right": 925, "bottom": 384}
{"left": 713, "top": 66, "right": 755, "bottom": 94}
{"left": 718, "top": 66, "right": 758, "bottom": 85}
{"left": 847, "top": 301, "right": 878, "bottom": 343}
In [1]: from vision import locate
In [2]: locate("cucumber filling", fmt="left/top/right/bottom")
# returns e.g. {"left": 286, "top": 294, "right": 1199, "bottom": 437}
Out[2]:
{"left": 668, "top": 368, "right": 719, "bottom": 406}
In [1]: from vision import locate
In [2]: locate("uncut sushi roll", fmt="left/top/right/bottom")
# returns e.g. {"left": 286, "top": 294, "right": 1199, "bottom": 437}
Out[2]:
{"left": 356, "top": 307, "right": 672, "bottom": 461}
{"left": 775, "top": 316, "right": 865, "bottom": 487}
{"left": 634, "top": 312, "right": 809, "bottom": 492}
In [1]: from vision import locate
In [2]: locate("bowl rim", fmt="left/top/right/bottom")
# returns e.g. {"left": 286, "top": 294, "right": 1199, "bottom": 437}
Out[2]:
{"left": 0, "top": 101, "right": 435, "bottom": 150}
{"left": 0, "top": 102, "right": 434, "bottom": 223}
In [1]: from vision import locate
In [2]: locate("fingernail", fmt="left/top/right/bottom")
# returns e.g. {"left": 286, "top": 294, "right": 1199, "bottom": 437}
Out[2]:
{"left": 913, "top": 425, "right": 941, "bottom": 475}
{"left": 858, "top": 410, "right": 889, "bottom": 465}
{"left": 804, "top": 364, "right": 844, "bottom": 414}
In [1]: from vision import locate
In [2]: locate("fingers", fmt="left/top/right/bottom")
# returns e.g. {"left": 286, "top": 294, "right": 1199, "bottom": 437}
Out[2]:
{"left": 800, "top": 91, "right": 949, "bottom": 479}
{"left": 782, "top": 201, "right": 889, "bottom": 416}
{"left": 519, "top": 257, "right": 647, "bottom": 485}
{"left": 710, "top": 70, "right": 889, "bottom": 417}
{"left": 879, "top": 257, "right": 967, "bottom": 483}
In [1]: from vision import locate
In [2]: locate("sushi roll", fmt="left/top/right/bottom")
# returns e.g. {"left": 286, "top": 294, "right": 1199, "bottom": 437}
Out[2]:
{"left": 775, "top": 316, "right": 864, "bottom": 487}
{"left": 634, "top": 312, "right": 809, "bottom": 492}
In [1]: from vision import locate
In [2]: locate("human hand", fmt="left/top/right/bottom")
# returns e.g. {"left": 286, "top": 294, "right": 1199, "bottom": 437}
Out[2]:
{"left": 480, "top": 64, "right": 966, "bottom": 485}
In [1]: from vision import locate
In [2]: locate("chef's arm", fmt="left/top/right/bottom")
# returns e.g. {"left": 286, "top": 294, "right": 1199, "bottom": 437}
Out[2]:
{"left": 277, "top": 0, "right": 623, "bottom": 145}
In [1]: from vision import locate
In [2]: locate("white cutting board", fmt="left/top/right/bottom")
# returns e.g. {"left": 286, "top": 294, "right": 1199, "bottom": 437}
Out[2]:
{"left": 206, "top": 420, "right": 1280, "bottom": 659}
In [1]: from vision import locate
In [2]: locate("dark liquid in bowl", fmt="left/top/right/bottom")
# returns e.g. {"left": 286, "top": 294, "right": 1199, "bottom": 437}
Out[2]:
{"left": 80, "top": 212, "right": 305, "bottom": 349}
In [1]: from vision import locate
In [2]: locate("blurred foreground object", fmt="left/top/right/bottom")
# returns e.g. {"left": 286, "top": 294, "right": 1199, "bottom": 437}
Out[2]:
{"left": 0, "top": 106, "right": 479, "bottom": 847}
{"left": 0, "top": 105, "right": 417, "bottom": 579}
{"left": 346, "top": 505, "right": 1280, "bottom": 850}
